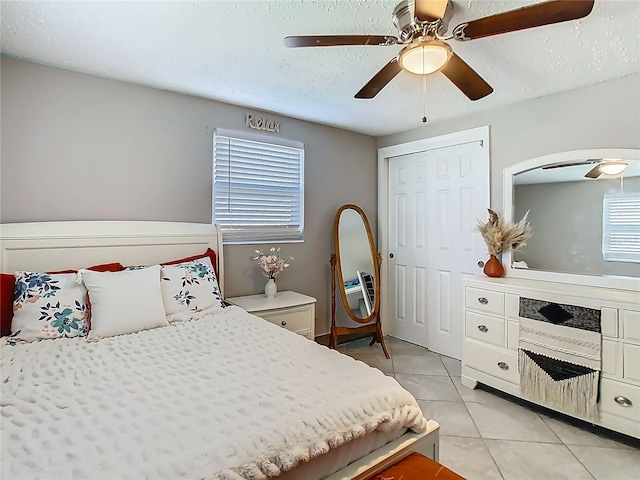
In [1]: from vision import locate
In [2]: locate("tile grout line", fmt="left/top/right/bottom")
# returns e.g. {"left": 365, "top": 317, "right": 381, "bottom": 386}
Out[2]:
{"left": 558, "top": 435, "right": 598, "bottom": 480}
{"left": 367, "top": 340, "right": 638, "bottom": 479}
{"left": 440, "top": 355, "right": 604, "bottom": 480}
{"left": 446, "top": 360, "right": 507, "bottom": 480}
{"left": 394, "top": 349, "right": 507, "bottom": 480}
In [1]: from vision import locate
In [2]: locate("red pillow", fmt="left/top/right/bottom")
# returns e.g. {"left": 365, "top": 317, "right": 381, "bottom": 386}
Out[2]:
{"left": 0, "top": 274, "right": 15, "bottom": 337}
{"left": 0, "top": 262, "right": 123, "bottom": 337}
{"left": 48, "top": 262, "right": 123, "bottom": 275}
{"left": 161, "top": 248, "right": 219, "bottom": 277}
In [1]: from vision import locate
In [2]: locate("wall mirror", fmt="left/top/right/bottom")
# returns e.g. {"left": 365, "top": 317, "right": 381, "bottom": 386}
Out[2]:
{"left": 330, "top": 204, "right": 388, "bottom": 357}
{"left": 503, "top": 148, "right": 640, "bottom": 290}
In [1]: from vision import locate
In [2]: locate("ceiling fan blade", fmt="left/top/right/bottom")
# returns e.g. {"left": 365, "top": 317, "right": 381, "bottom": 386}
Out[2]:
{"left": 440, "top": 53, "right": 493, "bottom": 101}
{"left": 284, "top": 35, "right": 398, "bottom": 48}
{"left": 355, "top": 57, "right": 403, "bottom": 99}
{"left": 453, "top": 0, "right": 595, "bottom": 41}
{"left": 414, "top": 0, "right": 450, "bottom": 22}
{"left": 584, "top": 164, "right": 602, "bottom": 178}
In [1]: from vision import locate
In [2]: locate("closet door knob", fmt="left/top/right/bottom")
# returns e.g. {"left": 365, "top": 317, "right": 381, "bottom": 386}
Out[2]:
{"left": 478, "top": 297, "right": 489, "bottom": 305}
{"left": 497, "top": 362, "right": 509, "bottom": 370}
{"left": 614, "top": 396, "right": 632, "bottom": 407}
{"left": 281, "top": 321, "right": 287, "bottom": 326}
{"left": 477, "top": 325, "right": 488, "bottom": 333}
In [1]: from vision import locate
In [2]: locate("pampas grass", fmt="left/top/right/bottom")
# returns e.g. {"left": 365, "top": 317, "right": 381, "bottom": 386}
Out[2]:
{"left": 476, "top": 209, "right": 532, "bottom": 256}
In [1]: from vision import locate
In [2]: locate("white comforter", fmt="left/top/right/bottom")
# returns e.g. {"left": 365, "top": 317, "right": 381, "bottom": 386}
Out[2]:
{"left": 1, "top": 307, "right": 427, "bottom": 480}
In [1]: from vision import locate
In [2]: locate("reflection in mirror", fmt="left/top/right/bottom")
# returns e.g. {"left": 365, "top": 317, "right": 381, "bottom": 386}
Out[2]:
{"left": 330, "top": 204, "right": 389, "bottom": 358}
{"left": 504, "top": 149, "right": 640, "bottom": 288}
{"left": 338, "top": 208, "right": 376, "bottom": 320}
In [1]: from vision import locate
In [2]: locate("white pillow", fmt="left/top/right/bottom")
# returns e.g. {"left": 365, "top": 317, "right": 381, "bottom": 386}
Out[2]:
{"left": 81, "top": 265, "right": 168, "bottom": 341}
{"left": 161, "top": 256, "right": 226, "bottom": 323}
{"left": 11, "top": 272, "right": 89, "bottom": 342}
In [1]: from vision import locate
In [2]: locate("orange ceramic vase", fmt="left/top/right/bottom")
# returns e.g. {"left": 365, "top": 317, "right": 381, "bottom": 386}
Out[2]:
{"left": 483, "top": 254, "right": 505, "bottom": 278}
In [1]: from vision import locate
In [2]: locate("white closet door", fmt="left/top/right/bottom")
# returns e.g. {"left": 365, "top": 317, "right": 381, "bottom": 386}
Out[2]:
{"left": 387, "top": 140, "right": 488, "bottom": 359}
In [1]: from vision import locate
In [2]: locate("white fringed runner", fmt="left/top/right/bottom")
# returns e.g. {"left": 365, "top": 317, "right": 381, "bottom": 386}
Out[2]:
{"left": 519, "top": 313, "right": 601, "bottom": 419}
{"left": 1, "top": 306, "right": 427, "bottom": 480}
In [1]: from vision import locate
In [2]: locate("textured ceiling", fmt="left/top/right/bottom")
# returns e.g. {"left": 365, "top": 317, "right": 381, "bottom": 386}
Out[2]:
{"left": 1, "top": 0, "right": 639, "bottom": 137}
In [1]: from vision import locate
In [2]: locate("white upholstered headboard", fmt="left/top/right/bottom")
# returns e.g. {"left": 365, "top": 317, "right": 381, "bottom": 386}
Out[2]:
{"left": 0, "top": 221, "right": 225, "bottom": 295}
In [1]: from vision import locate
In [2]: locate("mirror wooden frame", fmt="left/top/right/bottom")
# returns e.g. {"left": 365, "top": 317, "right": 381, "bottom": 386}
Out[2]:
{"left": 329, "top": 204, "right": 389, "bottom": 358}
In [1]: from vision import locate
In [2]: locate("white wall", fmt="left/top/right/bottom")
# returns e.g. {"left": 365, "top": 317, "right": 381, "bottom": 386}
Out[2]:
{"left": 377, "top": 74, "right": 640, "bottom": 210}
{"left": 4, "top": 57, "right": 639, "bottom": 335}
{"left": 0, "top": 57, "right": 379, "bottom": 336}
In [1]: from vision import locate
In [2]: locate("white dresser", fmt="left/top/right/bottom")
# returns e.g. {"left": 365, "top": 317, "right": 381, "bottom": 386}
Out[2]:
{"left": 462, "top": 276, "right": 640, "bottom": 438}
{"left": 227, "top": 291, "right": 316, "bottom": 340}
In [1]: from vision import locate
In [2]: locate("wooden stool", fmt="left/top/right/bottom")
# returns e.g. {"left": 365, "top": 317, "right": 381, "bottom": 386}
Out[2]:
{"left": 367, "top": 452, "right": 466, "bottom": 480}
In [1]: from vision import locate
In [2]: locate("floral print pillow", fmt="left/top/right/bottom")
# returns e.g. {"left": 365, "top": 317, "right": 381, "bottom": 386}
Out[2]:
{"left": 11, "top": 272, "right": 89, "bottom": 342}
{"left": 161, "top": 257, "right": 225, "bottom": 323}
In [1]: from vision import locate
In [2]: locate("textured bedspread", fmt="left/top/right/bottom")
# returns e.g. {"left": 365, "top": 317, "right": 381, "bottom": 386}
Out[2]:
{"left": 1, "top": 307, "right": 427, "bottom": 480}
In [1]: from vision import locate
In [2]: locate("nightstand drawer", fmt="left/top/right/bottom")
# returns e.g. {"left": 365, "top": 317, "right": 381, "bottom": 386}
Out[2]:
{"left": 465, "top": 287, "right": 504, "bottom": 315}
{"left": 465, "top": 311, "right": 505, "bottom": 347}
{"left": 259, "top": 306, "right": 313, "bottom": 335}
{"left": 227, "top": 291, "right": 317, "bottom": 340}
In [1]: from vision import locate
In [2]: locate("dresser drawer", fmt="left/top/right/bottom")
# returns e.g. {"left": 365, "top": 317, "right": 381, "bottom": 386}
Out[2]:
{"left": 464, "top": 340, "right": 519, "bottom": 384}
{"left": 507, "top": 321, "right": 519, "bottom": 351}
{"left": 465, "top": 287, "right": 505, "bottom": 315}
{"left": 465, "top": 311, "right": 505, "bottom": 347}
{"left": 600, "top": 378, "right": 640, "bottom": 423}
{"left": 601, "top": 307, "right": 619, "bottom": 338}
{"left": 623, "top": 343, "right": 640, "bottom": 383}
{"left": 602, "top": 339, "right": 620, "bottom": 377}
{"left": 259, "top": 306, "right": 312, "bottom": 335}
{"left": 622, "top": 310, "right": 640, "bottom": 341}
{"left": 506, "top": 294, "right": 520, "bottom": 319}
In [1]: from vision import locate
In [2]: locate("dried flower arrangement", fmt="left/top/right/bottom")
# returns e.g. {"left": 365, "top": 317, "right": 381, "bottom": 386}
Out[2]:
{"left": 476, "top": 209, "right": 532, "bottom": 256}
{"left": 253, "top": 247, "right": 294, "bottom": 280}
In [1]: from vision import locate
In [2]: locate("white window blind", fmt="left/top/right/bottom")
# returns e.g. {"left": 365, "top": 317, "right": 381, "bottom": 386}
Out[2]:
{"left": 213, "top": 129, "right": 304, "bottom": 243}
{"left": 602, "top": 193, "right": 640, "bottom": 263}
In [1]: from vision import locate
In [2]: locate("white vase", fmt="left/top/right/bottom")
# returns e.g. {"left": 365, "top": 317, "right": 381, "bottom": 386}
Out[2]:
{"left": 264, "top": 278, "right": 277, "bottom": 299}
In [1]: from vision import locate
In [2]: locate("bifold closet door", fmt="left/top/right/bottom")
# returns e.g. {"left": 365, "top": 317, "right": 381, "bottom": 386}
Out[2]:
{"left": 387, "top": 140, "right": 488, "bottom": 359}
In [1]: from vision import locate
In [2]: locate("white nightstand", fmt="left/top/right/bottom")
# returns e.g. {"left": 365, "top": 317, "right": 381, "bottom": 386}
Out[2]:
{"left": 227, "top": 291, "right": 316, "bottom": 340}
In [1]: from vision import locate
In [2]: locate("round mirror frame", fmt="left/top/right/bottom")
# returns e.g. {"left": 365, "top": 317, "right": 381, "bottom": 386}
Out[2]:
{"left": 333, "top": 204, "right": 380, "bottom": 324}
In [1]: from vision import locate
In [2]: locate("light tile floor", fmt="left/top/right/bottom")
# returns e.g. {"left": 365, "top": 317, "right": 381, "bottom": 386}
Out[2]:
{"left": 336, "top": 336, "right": 640, "bottom": 480}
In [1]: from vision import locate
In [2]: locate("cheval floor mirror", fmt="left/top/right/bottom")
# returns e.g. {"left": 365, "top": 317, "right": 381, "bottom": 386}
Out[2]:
{"left": 329, "top": 204, "right": 389, "bottom": 358}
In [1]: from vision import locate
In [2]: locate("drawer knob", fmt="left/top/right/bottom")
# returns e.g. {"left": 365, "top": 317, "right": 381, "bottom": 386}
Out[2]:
{"left": 614, "top": 396, "right": 632, "bottom": 407}
{"left": 478, "top": 297, "right": 489, "bottom": 305}
{"left": 497, "top": 362, "right": 509, "bottom": 370}
{"left": 281, "top": 321, "right": 287, "bottom": 326}
{"left": 477, "top": 325, "right": 488, "bottom": 333}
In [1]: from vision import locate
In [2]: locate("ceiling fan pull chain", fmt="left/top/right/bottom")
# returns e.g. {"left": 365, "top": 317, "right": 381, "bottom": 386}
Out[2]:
{"left": 422, "top": 72, "right": 428, "bottom": 123}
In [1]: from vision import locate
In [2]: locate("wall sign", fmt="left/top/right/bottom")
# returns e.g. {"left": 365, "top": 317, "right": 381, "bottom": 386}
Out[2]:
{"left": 245, "top": 113, "right": 280, "bottom": 133}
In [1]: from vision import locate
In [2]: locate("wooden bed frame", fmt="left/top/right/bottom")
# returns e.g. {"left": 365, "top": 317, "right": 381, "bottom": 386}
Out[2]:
{"left": 0, "top": 220, "right": 439, "bottom": 479}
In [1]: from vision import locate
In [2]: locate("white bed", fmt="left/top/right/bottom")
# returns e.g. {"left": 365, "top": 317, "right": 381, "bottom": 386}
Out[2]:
{"left": 0, "top": 221, "right": 439, "bottom": 480}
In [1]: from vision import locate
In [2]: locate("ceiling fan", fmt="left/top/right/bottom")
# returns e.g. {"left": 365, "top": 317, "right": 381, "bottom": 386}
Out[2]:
{"left": 542, "top": 160, "right": 629, "bottom": 178}
{"left": 284, "top": 0, "right": 595, "bottom": 100}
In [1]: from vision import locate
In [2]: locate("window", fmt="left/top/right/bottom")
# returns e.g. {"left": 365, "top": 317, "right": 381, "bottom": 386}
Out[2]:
{"left": 213, "top": 129, "right": 304, "bottom": 244}
{"left": 602, "top": 193, "right": 640, "bottom": 263}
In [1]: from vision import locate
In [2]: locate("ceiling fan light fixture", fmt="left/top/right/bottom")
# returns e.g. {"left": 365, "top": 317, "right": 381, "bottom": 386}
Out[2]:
{"left": 599, "top": 161, "right": 628, "bottom": 175}
{"left": 399, "top": 40, "right": 452, "bottom": 75}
